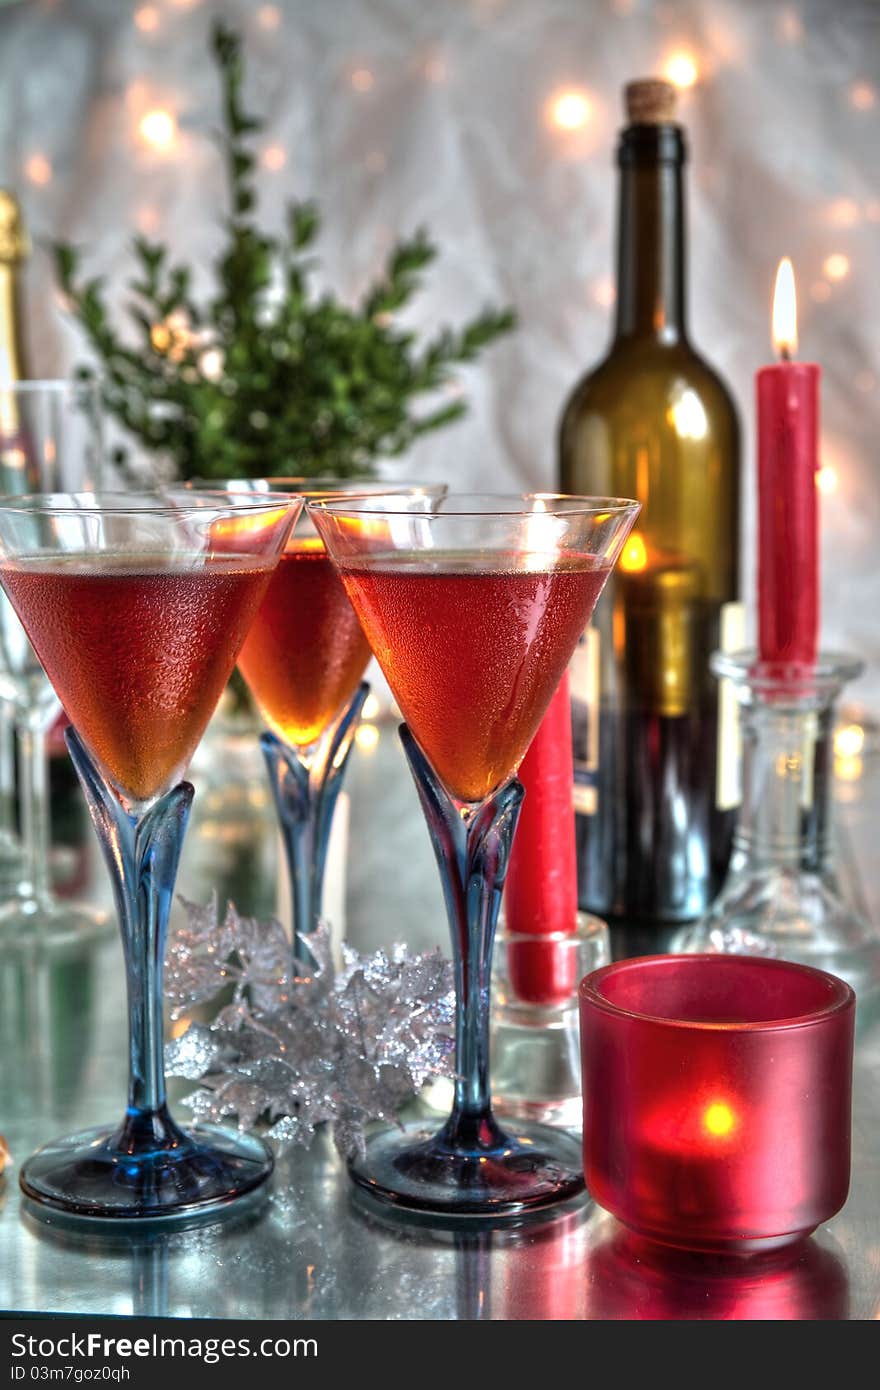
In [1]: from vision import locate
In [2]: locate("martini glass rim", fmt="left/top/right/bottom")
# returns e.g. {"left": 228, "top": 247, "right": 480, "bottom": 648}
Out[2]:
{"left": 0, "top": 490, "right": 300, "bottom": 518}
{"left": 309, "top": 491, "right": 641, "bottom": 518}
{"left": 183, "top": 477, "right": 447, "bottom": 497}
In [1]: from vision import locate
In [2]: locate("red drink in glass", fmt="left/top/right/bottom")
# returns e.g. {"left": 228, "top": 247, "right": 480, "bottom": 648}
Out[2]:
{"left": 0, "top": 553, "right": 273, "bottom": 803}
{"left": 338, "top": 552, "right": 611, "bottom": 804}
{"left": 237, "top": 537, "right": 371, "bottom": 749}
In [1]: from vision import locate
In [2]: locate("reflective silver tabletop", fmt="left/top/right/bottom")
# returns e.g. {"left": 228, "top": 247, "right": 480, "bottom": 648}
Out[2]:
{"left": 0, "top": 715, "right": 878, "bottom": 1320}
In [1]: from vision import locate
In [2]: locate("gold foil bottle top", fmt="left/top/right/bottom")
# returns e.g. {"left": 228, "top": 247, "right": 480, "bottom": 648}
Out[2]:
{"left": 624, "top": 79, "right": 678, "bottom": 126}
{"left": 0, "top": 190, "right": 30, "bottom": 265}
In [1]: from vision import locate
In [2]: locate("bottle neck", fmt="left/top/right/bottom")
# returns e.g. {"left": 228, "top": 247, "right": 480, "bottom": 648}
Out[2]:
{"left": 614, "top": 125, "right": 687, "bottom": 344}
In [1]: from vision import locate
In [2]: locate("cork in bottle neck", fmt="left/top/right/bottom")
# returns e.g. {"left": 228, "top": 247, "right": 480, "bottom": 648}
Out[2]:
{"left": 624, "top": 79, "right": 678, "bottom": 126}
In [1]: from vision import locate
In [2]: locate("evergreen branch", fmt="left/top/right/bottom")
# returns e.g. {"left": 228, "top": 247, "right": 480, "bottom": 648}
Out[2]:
{"left": 52, "top": 24, "right": 516, "bottom": 482}
{"left": 362, "top": 228, "right": 436, "bottom": 319}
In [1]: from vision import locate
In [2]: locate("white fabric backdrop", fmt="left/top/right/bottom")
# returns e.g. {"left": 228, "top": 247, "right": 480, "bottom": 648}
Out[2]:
{"left": 1, "top": 0, "right": 878, "bottom": 700}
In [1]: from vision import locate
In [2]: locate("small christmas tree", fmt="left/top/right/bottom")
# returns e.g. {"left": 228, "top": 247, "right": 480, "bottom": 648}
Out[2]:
{"left": 55, "top": 22, "right": 514, "bottom": 481}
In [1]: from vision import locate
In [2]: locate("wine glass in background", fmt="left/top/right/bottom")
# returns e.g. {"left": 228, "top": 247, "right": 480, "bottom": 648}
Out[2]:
{"left": 0, "top": 380, "right": 106, "bottom": 942}
{"left": 0, "top": 692, "right": 20, "bottom": 888}
{"left": 311, "top": 493, "right": 639, "bottom": 1216}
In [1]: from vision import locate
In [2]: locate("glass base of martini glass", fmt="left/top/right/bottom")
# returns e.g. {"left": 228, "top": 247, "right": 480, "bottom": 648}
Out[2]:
{"left": 347, "top": 727, "right": 585, "bottom": 1218}
{"left": 18, "top": 730, "right": 274, "bottom": 1222}
{"left": 348, "top": 1118, "right": 584, "bottom": 1218}
{"left": 20, "top": 1124, "right": 272, "bottom": 1224}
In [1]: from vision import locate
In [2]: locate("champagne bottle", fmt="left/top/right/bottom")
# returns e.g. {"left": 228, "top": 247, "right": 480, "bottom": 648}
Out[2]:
{"left": 0, "top": 188, "right": 29, "bottom": 390}
{"left": 558, "top": 80, "right": 741, "bottom": 929}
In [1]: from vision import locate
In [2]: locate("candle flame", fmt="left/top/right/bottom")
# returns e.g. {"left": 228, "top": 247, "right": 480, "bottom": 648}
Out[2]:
{"left": 772, "top": 257, "right": 798, "bottom": 358}
{"left": 703, "top": 1100, "right": 736, "bottom": 1137}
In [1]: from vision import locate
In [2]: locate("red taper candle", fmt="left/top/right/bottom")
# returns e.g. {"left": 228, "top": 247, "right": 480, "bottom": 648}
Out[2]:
{"left": 505, "top": 673, "right": 578, "bottom": 1006}
{"left": 756, "top": 258, "right": 820, "bottom": 669}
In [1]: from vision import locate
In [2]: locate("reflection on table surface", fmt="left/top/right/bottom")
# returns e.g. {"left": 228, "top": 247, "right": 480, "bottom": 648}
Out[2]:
{"left": 0, "top": 715, "right": 878, "bottom": 1319}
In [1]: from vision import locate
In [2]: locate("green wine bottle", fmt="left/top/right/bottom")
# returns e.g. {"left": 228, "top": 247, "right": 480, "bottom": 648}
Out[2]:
{"left": 558, "top": 79, "right": 742, "bottom": 929}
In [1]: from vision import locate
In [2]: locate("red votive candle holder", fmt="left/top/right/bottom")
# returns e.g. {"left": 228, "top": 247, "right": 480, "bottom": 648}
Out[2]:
{"left": 580, "top": 955, "right": 855, "bottom": 1254}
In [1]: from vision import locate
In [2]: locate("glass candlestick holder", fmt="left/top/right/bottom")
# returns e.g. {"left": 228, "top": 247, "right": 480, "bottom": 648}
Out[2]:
{"left": 675, "top": 651, "right": 880, "bottom": 994}
{"left": 491, "top": 912, "right": 610, "bottom": 1129}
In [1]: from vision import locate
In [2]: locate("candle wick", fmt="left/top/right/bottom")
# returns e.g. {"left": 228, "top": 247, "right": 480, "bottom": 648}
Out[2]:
{"left": 779, "top": 345, "right": 793, "bottom": 363}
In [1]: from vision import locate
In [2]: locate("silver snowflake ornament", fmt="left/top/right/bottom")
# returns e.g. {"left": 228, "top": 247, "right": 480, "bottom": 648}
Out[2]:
{"left": 164, "top": 896, "right": 455, "bottom": 1159}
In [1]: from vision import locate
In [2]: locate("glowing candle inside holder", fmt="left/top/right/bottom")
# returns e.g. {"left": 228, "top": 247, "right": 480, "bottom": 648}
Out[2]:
{"left": 580, "top": 954, "right": 854, "bottom": 1254}
{"left": 756, "top": 259, "right": 820, "bottom": 671}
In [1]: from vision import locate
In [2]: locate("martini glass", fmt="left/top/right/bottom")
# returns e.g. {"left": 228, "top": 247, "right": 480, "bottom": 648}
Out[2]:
{"left": 186, "top": 478, "right": 444, "bottom": 966}
{"left": 311, "top": 493, "right": 639, "bottom": 1216}
{"left": 0, "top": 491, "right": 299, "bottom": 1221}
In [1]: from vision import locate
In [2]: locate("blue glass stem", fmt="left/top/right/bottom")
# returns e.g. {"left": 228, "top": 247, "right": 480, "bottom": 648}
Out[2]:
{"left": 65, "top": 726, "right": 192, "bottom": 1150}
{"left": 400, "top": 724, "right": 524, "bottom": 1151}
{"left": 261, "top": 681, "right": 368, "bottom": 967}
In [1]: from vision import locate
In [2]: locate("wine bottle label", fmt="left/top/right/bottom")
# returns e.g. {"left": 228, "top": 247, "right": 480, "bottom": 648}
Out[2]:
{"left": 570, "top": 624, "right": 599, "bottom": 816}
{"left": 715, "top": 600, "right": 745, "bottom": 810}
